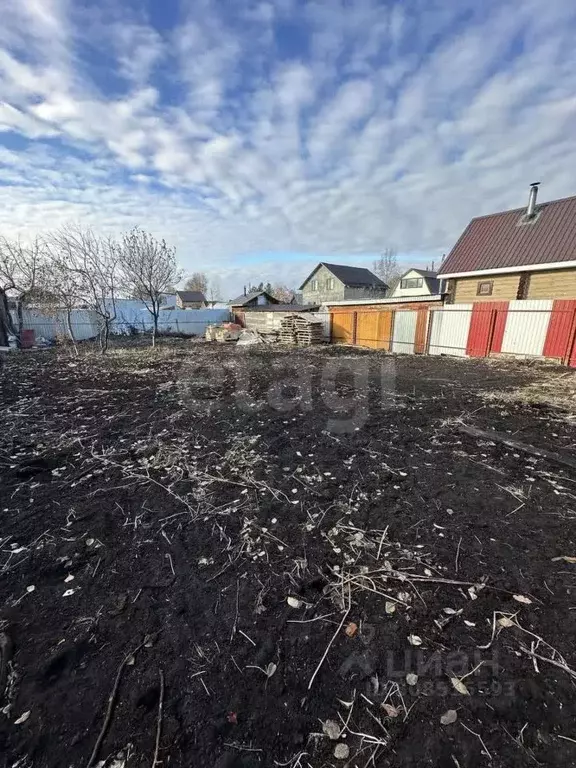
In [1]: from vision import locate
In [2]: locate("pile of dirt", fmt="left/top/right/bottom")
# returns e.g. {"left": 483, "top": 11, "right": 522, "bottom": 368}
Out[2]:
{"left": 1, "top": 341, "right": 575, "bottom": 768}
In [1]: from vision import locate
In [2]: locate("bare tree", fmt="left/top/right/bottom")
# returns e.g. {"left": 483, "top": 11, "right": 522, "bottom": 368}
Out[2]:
{"left": 184, "top": 272, "right": 208, "bottom": 295}
{"left": 118, "top": 228, "right": 182, "bottom": 347}
{"left": 0, "top": 236, "right": 45, "bottom": 341}
{"left": 51, "top": 225, "right": 119, "bottom": 353}
{"left": 42, "top": 241, "right": 85, "bottom": 355}
{"left": 271, "top": 283, "right": 296, "bottom": 304}
{"left": 208, "top": 276, "right": 222, "bottom": 304}
{"left": 372, "top": 248, "right": 400, "bottom": 288}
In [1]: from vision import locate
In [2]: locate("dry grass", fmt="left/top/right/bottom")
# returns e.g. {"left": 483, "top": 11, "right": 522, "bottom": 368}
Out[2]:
{"left": 482, "top": 369, "right": 576, "bottom": 415}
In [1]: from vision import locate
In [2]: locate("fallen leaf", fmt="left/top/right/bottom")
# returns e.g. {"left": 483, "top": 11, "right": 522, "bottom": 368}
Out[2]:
{"left": 382, "top": 703, "right": 400, "bottom": 717}
{"left": 62, "top": 589, "right": 75, "bottom": 597}
{"left": 322, "top": 719, "right": 341, "bottom": 740}
{"left": 443, "top": 608, "right": 458, "bottom": 615}
{"left": 64, "top": 574, "right": 74, "bottom": 583}
{"left": 450, "top": 677, "right": 469, "bottom": 695}
{"left": 408, "top": 634, "right": 422, "bottom": 646}
{"left": 14, "top": 711, "right": 30, "bottom": 725}
{"left": 265, "top": 662, "right": 277, "bottom": 678}
{"left": 126, "top": 655, "right": 135, "bottom": 666}
{"left": 344, "top": 622, "right": 358, "bottom": 638}
{"left": 552, "top": 556, "right": 576, "bottom": 563}
{"left": 440, "top": 709, "right": 458, "bottom": 725}
{"left": 286, "top": 596, "right": 302, "bottom": 609}
{"left": 385, "top": 601, "right": 396, "bottom": 615}
{"left": 498, "top": 617, "right": 515, "bottom": 628}
{"left": 26, "top": 585, "right": 35, "bottom": 593}
{"left": 513, "top": 594, "right": 532, "bottom": 605}
{"left": 463, "top": 620, "right": 476, "bottom": 627}
{"left": 334, "top": 743, "right": 350, "bottom": 760}
{"left": 406, "top": 673, "right": 418, "bottom": 686}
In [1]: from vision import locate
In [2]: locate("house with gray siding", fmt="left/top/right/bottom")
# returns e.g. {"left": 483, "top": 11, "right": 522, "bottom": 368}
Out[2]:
{"left": 299, "top": 263, "right": 388, "bottom": 305}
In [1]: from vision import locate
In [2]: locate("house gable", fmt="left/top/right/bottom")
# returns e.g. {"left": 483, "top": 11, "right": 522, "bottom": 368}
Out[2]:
{"left": 300, "top": 262, "right": 388, "bottom": 304}
{"left": 390, "top": 269, "right": 441, "bottom": 298}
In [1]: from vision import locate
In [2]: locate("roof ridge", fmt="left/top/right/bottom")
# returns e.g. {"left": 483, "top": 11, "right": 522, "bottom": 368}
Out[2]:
{"left": 470, "top": 192, "right": 576, "bottom": 222}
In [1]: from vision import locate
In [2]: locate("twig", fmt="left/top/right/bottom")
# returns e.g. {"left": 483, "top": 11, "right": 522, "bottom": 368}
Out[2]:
{"left": 151, "top": 669, "right": 165, "bottom": 768}
{"left": 461, "top": 722, "right": 492, "bottom": 760}
{"left": 231, "top": 578, "right": 240, "bottom": 641}
{"left": 87, "top": 636, "right": 149, "bottom": 768}
{"left": 287, "top": 612, "right": 336, "bottom": 624}
{"left": 519, "top": 646, "right": 576, "bottom": 681}
{"left": 308, "top": 585, "right": 351, "bottom": 690}
{"left": 239, "top": 629, "right": 256, "bottom": 646}
{"left": 455, "top": 536, "right": 462, "bottom": 573}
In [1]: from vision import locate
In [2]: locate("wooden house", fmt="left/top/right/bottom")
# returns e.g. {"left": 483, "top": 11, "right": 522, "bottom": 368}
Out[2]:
{"left": 439, "top": 184, "right": 576, "bottom": 303}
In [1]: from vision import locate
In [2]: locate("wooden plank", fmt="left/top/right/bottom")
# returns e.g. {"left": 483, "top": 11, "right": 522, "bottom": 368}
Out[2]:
{"left": 459, "top": 426, "right": 576, "bottom": 472}
{"left": 330, "top": 312, "right": 354, "bottom": 344}
{"left": 454, "top": 274, "right": 520, "bottom": 303}
{"left": 414, "top": 308, "right": 428, "bottom": 354}
{"left": 528, "top": 268, "right": 576, "bottom": 299}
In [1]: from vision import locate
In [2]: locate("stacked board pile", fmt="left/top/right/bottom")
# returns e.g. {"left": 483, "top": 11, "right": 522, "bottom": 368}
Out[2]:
{"left": 279, "top": 314, "right": 324, "bottom": 346}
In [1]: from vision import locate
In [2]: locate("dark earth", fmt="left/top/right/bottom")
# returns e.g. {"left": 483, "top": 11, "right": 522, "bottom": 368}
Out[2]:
{"left": 1, "top": 338, "right": 576, "bottom": 768}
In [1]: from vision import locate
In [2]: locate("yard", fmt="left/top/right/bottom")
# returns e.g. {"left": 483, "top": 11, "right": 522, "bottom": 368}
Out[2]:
{"left": 1, "top": 340, "right": 576, "bottom": 768}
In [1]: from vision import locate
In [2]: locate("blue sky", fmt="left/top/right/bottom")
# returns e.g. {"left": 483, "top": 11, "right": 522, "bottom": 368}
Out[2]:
{"left": 1, "top": 0, "right": 576, "bottom": 297}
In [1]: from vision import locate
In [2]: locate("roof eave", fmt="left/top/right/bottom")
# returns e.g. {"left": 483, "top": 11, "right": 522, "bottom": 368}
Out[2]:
{"left": 440, "top": 260, "right": 576, "bottom": 279}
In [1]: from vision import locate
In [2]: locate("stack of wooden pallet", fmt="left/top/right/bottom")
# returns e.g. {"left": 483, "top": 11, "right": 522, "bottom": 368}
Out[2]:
{"left": 279, "top": 314, "right": 324, "bottom": 346}
{"left": 279, "top": 315, "right": 297, "bottom": 345}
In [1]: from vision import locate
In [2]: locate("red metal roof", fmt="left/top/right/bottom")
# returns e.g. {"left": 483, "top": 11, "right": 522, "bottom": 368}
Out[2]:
{"left": 439, "top": 194, "right": 576, "bottom": 275}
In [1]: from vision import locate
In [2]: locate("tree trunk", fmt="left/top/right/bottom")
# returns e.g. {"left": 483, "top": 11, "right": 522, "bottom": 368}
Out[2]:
{"left": 17, "top": 297, "right": 24, "bottom": 339}
{"left": 0, "top": 288, "right": 12, "bottom": 347}
{"left": 102, "top": 322, "right": 110, "bottom": 354}
{"left": 66, "top": 309, "right": 79, "bottom": 357}
{"left": 152, "top": 312, "right": 158, "bottom": 347}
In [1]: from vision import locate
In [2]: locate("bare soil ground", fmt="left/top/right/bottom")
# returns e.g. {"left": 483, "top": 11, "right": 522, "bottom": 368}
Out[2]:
{"left": 1, "top": 339, "right": 576, "bottom": 768}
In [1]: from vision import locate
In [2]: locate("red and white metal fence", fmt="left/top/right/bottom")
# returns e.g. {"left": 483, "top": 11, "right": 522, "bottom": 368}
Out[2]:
{"left": 329, "top": 299, "right": 576, "bottom": 366}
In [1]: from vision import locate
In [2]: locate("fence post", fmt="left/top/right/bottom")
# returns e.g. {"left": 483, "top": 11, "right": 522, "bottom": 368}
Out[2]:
{"left": 424, "top": 309, "right": 434, "bottom": 356}
{"left": 329, "top": 313, "right": 334, "bottom": 344}
{"left": 352, "top": 312, "right": 358, "bottom": 345}
{"left": 563, "top": 308, "right": 576, "bottom": 366}
{"left": 389, "top": 311, "right": 396, "bottom": 352}
{"left": 485, "top": 309, "right": 498, "bottom": 357}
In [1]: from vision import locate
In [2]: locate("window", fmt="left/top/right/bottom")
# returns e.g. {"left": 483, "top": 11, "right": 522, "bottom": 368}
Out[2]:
{"left": 400, "top": 278, "right": 423, "bottom": 289}
{"left": 326, "top": 278, "right": 335, "bottom": 291}
{"left": 476, "top": 281, "right": 494, "bottom": 296}
{"left": 310, "top": 279, "right": 318, "bottom": 291}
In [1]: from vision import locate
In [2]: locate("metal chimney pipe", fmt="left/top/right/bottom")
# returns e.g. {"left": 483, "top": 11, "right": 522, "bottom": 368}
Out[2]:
{"left": 527, "top": 182, "right": 540, "bottom": 218}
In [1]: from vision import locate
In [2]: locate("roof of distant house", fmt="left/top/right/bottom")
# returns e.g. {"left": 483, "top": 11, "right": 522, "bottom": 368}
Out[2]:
{"left": 395, "top": 268, "right": 442, "bottom": 294}
{"left": 244, "top": 304, "right": 320, "bottom": 312}
{"left": 176, "top": 290, "right": 206, "bottom": 303}
{"left": 299, "top": 262, "right": 388, "bottom": 290}
{"left": 229, "top": 290, "right": 279, "bottom": 306}
{"left": 439, "top": 193, "right": 576, "bottom": 277}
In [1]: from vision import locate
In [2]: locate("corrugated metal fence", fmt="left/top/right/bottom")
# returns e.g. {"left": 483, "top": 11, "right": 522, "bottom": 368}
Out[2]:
{"left": 328, "top": 299, "right": 576, "bottom": 367}
{"left": 10, "top": 307, "right": 231, "bottom": 342}
{"left": 10, "top": 309, "right": 101, "bottom": 342}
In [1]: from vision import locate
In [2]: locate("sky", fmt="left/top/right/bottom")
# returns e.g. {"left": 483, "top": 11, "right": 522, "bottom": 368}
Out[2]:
{"left": 1, "top": 0, "right": 576, "bottom": 299}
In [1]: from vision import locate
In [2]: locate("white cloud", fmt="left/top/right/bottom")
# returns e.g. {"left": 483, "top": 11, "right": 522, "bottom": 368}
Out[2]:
{"left": 0, "top": 0, "right": 575, "bottom": 297}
